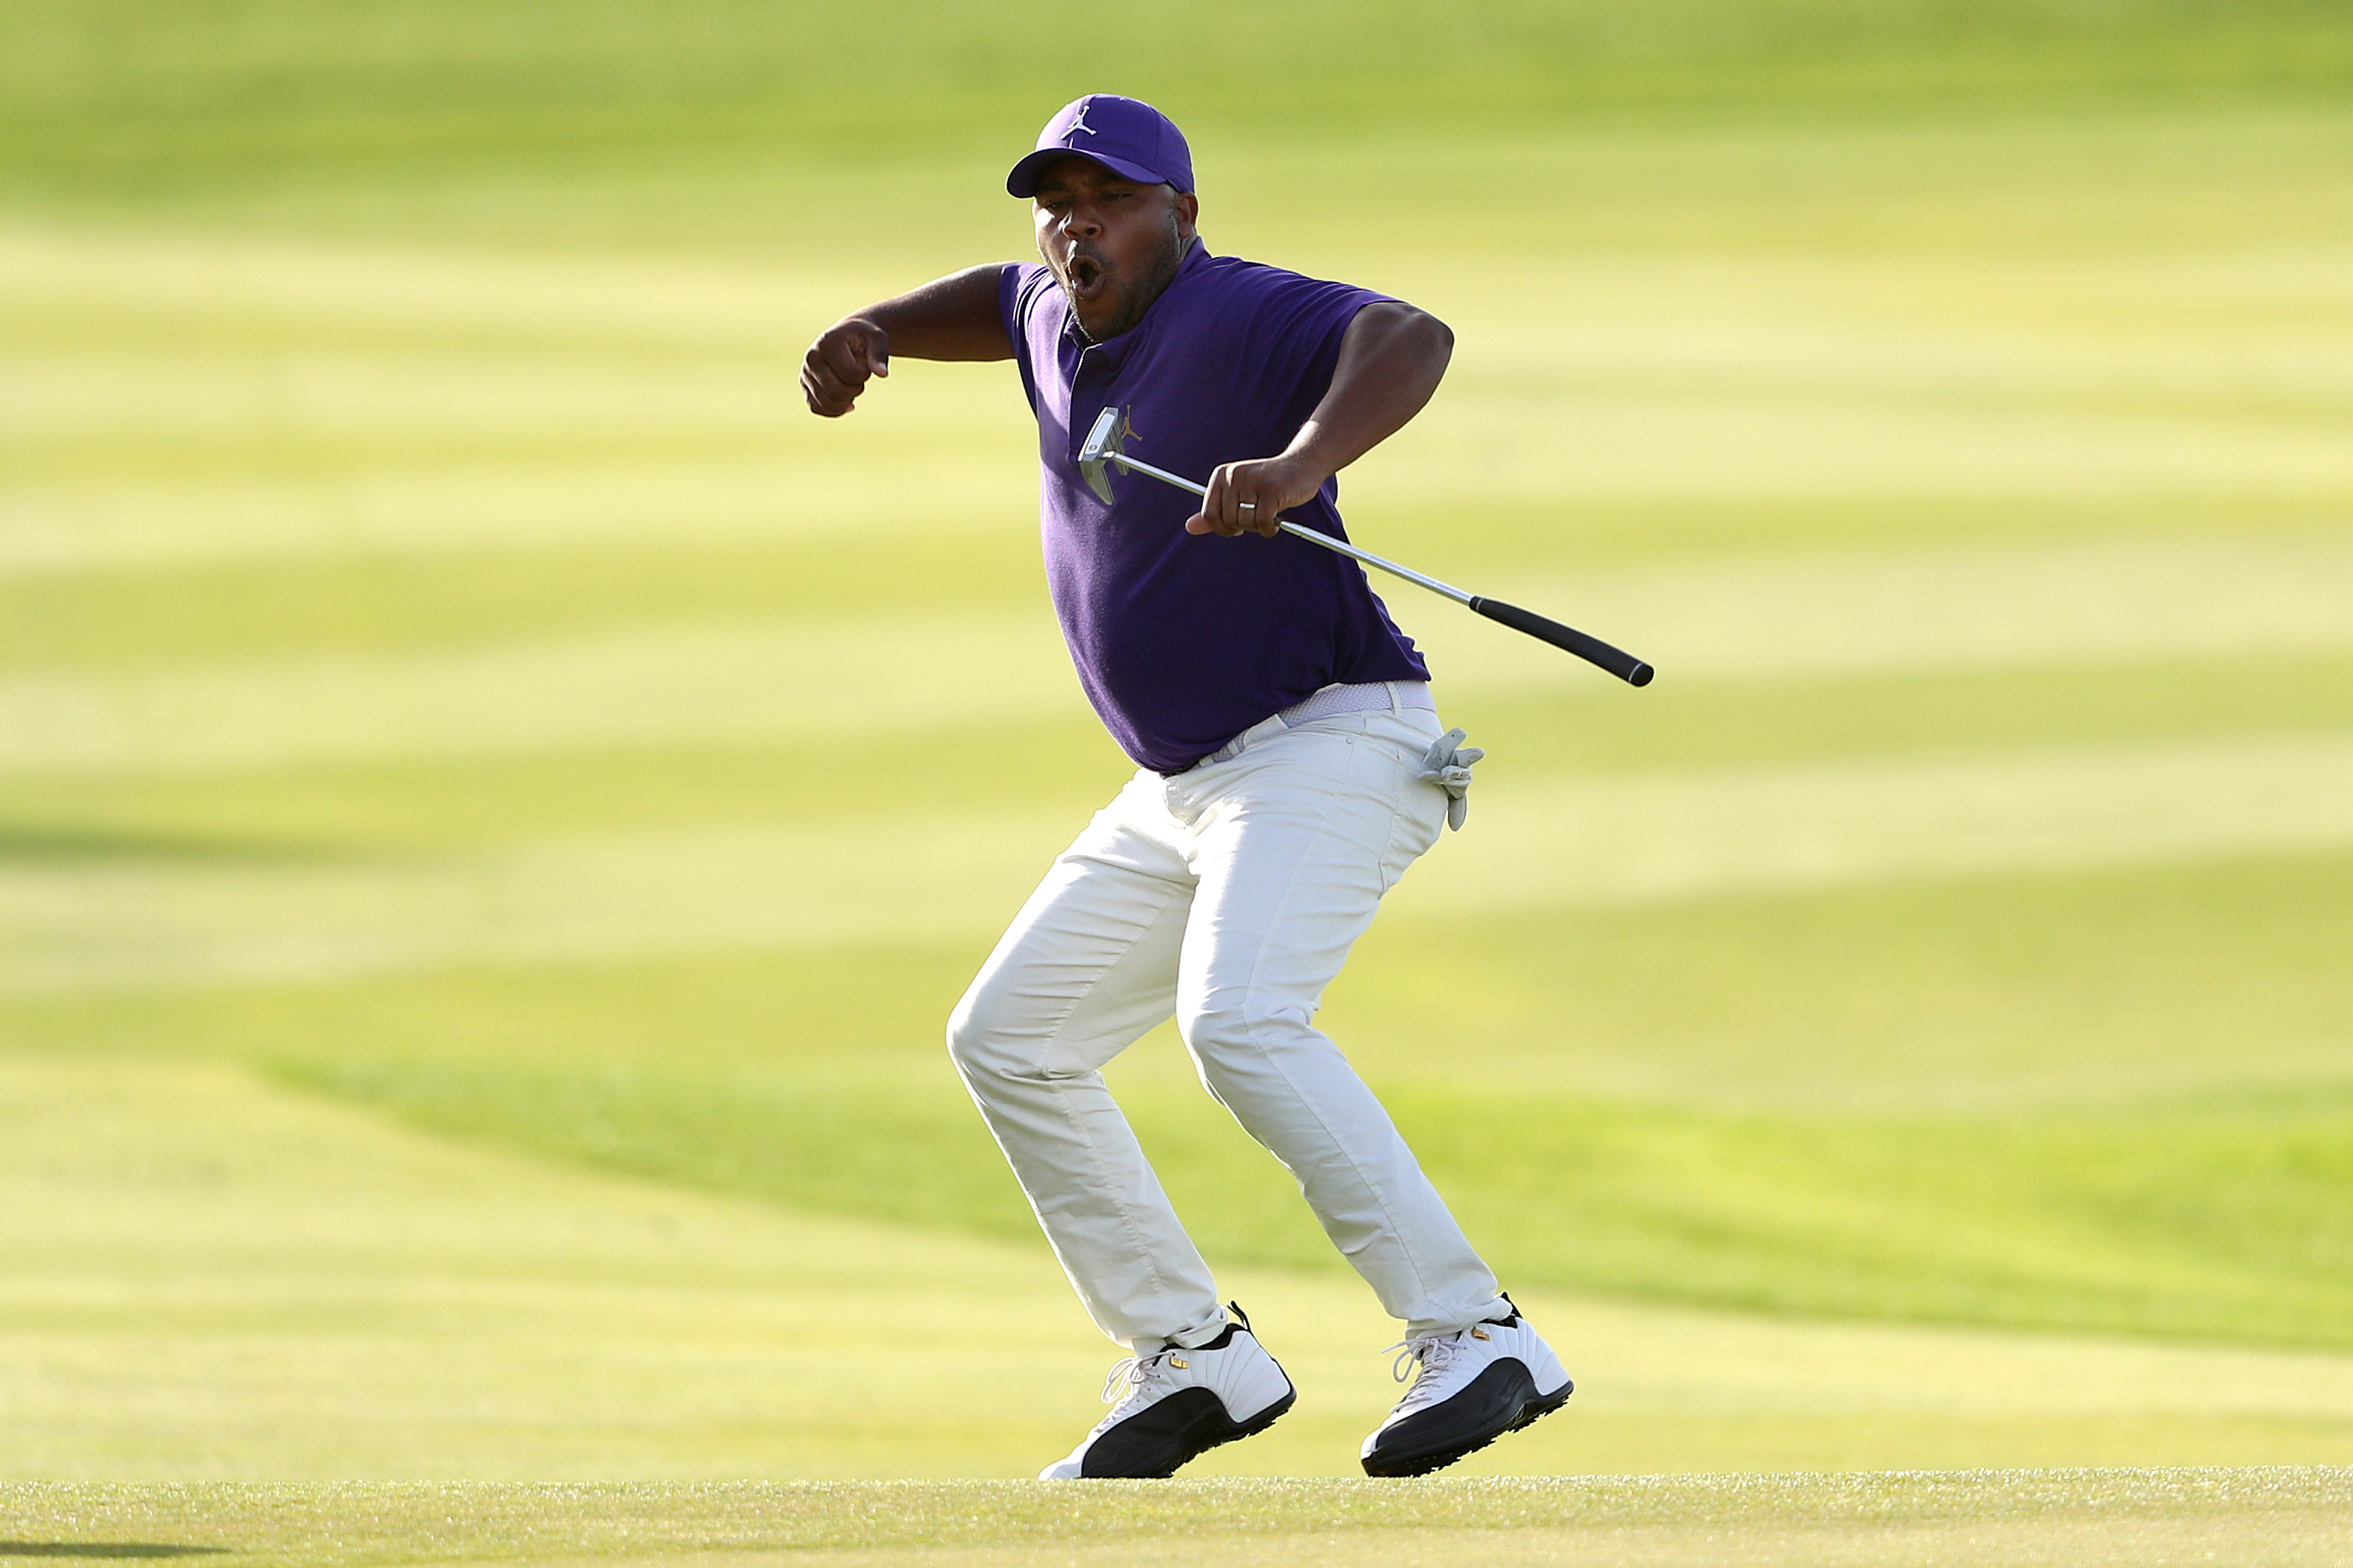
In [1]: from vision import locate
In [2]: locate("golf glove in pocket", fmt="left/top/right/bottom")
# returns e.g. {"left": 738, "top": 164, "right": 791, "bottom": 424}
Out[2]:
{"left": 1418, "top": 727, "right": 1484, "bottom": 832}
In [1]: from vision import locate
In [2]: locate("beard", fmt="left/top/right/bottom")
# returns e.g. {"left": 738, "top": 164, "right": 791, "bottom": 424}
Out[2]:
{"left": 1060, "top": 216, "right": 1187, "bottom": 342}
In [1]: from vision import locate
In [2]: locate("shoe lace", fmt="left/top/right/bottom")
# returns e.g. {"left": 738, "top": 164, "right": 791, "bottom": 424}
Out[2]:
{"left": 1383, "top": 1332, "right": 1463, "bottom": 1415}
{"left": 1099, "top": 1346, "right": 1177, "bottom": 1409}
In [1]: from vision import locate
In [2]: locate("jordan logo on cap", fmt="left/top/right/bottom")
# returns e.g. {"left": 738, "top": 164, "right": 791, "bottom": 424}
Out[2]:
{"left": 1066, "top": 98, "right": 1098, "bottom": 139}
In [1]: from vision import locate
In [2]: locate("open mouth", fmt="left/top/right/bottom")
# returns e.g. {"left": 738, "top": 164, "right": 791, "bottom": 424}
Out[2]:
{"left": 1066, "top": 254, "right": 1106, "bottom": 299}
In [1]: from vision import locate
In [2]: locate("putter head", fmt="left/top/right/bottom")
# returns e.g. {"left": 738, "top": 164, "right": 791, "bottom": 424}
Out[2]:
{"left": 1077, "top": 406, "right": 1130, "bottom": 504}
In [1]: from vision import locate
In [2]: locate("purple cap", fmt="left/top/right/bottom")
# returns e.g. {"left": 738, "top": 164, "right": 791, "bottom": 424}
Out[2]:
{"left": 1006, "top": 94, "right": 1194, "bottom": 197}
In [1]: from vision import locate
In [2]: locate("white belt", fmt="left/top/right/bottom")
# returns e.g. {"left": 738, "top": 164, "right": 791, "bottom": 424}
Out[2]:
{"left": 1189, "top": 680, "right": 1434, "bottom": 770}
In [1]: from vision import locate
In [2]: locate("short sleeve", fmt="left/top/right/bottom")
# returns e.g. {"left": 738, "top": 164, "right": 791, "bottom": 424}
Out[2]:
{"left": 1231, "top": 268, "right": 1396, "bottom": 431}
{"left": 1000, "top": 261, "right": 1058, "bottom": 413}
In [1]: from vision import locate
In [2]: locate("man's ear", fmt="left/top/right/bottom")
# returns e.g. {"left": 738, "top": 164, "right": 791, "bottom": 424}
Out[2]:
{"left": 1173, "top": 190, "right": 1200, "bottom": 240}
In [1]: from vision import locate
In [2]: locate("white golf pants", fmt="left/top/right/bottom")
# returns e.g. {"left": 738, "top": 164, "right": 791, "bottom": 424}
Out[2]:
{"left": 947, "top": 692, "right": 1507, "bottom": 1350}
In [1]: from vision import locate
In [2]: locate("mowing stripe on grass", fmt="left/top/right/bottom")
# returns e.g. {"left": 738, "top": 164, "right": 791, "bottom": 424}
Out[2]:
{"left": 1434, "top": 536, "right": 2353, "bottom": 691}
{"left": 4, "top": 732, "right": 2344, "bottom": 994}
{"left": 1401, "top": 729, "right": 2353, "bottom": 911}
{"left": 1468, "top": 271, "right": 2353, "bottom": 403}
{"left": 2, "top": 540, "right": 2348, "bottom": 773}
{"left": 0, "top": 807, "right": 1077, "bottom": 993}
{"left": 1411, "top": 374, "right": 2353, "bottom": 502}
{"left": 0, "top": 228, "right": 870, "bottom": 349}
{"left": 0, "top": 459, "right": 1031, "bottom": 576}
{"left": 0, "top": 613, "right": 1074, "bottom": 774}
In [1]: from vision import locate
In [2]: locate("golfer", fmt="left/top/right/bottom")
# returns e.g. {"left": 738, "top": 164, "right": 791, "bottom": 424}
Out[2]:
{"left": 800, "top": 94, "right": 1570, "bottom": 1479}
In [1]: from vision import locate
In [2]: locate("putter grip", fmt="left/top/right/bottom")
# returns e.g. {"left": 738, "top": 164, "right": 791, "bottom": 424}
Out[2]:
{"left": 1469, "top": 596, "right": 1655, "bottom": 686}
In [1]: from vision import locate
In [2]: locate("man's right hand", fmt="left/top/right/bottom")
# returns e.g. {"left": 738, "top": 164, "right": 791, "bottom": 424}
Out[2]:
{"left": 800, "top": 318, "right": 892, "bottom": 417}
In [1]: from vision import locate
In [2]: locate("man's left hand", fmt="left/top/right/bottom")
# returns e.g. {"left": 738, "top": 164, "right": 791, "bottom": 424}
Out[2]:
{"left": 1187, "top": 455, "right": 1329, "bottom": 538}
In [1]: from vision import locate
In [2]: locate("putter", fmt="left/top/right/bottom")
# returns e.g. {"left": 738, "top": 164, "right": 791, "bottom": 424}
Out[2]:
{"left": 1078, "top": 406, "right": 1653, "bottom": 686}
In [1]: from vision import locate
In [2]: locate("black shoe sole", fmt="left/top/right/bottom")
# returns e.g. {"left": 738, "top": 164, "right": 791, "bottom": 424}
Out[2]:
{"left": 1078, "top": 1382, "right": 1298, "bottom": 1479}
{"left": 1361, "top": 1368, "right": 1574, "bottom": 1478}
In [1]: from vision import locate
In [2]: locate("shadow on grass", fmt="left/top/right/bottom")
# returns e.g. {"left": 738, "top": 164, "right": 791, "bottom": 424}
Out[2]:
{"left": 0, "top": 825, "right": 335, "bottom": 865}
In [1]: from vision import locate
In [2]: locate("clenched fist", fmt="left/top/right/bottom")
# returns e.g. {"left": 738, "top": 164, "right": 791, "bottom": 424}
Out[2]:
{"left": 1186, "top": 453, "right": 1329, "bottom": 538}
{"left": 800, "top": 318, "right": 892, "bottom": 417}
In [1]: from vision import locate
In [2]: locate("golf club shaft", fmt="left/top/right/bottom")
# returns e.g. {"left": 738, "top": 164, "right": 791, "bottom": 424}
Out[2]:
{"left": 1102, "top": 450, "right": 1655, "bottom": 687}
{"left": 1108, "top": 451, "right": 1475, "bottom": 600}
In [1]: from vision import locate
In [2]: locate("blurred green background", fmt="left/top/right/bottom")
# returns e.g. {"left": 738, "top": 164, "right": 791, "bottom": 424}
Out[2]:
{"left": 3, "top": 0, "right": 2351, "bottom": 1479}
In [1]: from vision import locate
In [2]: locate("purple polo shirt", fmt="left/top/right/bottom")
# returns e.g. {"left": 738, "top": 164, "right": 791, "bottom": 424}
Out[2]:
{"left": 1000, "top": 239, "right": 1431, "bottom": 774}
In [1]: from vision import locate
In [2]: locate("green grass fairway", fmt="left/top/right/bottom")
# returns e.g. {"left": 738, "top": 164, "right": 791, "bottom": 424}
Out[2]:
{"left": 5, "top": 1470, "right": 2352, "bottom": 1566}
{"left": 4, "top": 0, "right": 2352, "bottom": 1510}
{"left": 10, "top": 1053, "right": 2353, "bottom": 1483}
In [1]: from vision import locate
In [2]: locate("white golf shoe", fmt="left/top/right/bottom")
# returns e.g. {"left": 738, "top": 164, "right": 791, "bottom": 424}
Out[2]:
{"left": 1040, "top": 1303, "right": 1296, "bottom": 1479}
{"left": 1359, "top": 1300, "right": 1573, "bottom": 1476}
